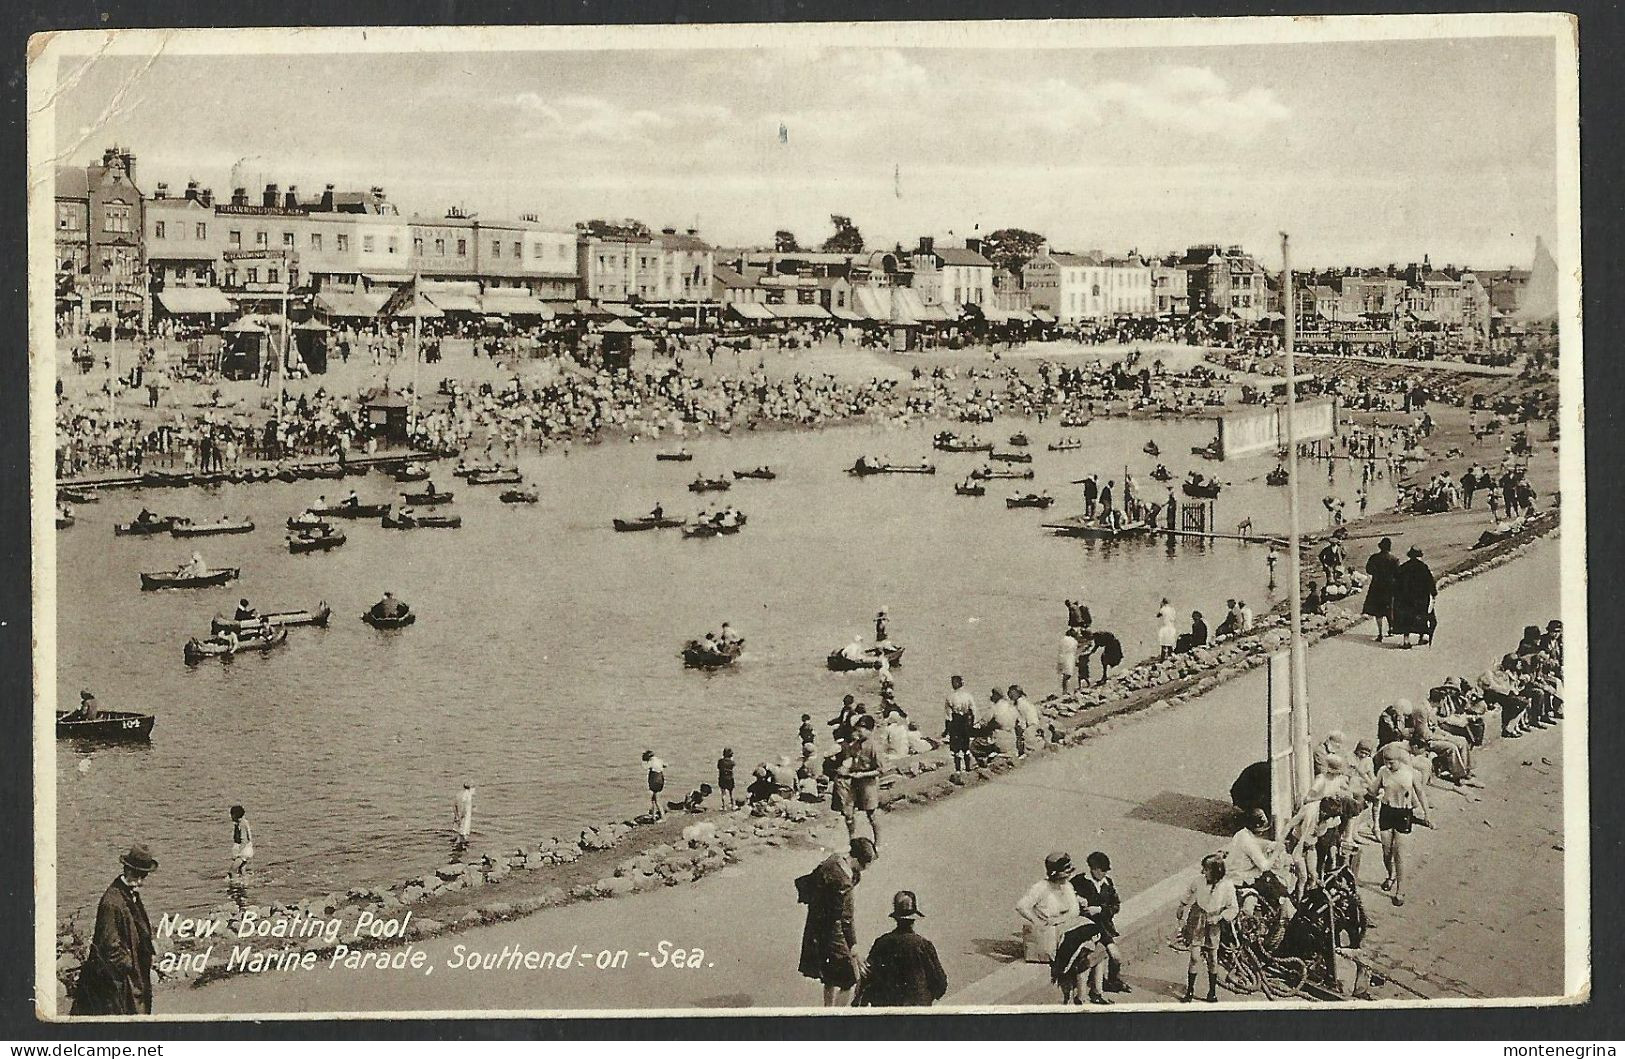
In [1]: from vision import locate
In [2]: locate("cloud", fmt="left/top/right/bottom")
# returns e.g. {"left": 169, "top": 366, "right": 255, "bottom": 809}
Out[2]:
{"left": 1008, "top": 64, "right": 1290, "bottom": 141}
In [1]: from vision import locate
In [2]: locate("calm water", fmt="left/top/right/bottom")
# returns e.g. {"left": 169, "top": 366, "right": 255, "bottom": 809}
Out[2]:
{"left": 55, "top": 414, "right": 1391, "bottom": 919}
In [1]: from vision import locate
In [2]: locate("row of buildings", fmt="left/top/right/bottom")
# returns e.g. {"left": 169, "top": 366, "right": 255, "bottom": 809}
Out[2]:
{"left": 55, "top": 146, "right": 1548, "bottom": 341}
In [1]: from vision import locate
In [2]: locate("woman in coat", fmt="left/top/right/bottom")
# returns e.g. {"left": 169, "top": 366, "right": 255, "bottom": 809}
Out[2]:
{"left": 798, "top": 838, "right": 876, "bottom": 1006}
{"left": 1362, "top": 537, "right": 1400, "bottom": 640}
{"left": 1391, "top": 546, "right": 1437, "bottom": 648}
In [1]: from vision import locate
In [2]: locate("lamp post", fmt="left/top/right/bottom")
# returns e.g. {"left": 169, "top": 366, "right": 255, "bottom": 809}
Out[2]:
{"left": 1281, "top": 232, "right": 1311, "bottom": 807}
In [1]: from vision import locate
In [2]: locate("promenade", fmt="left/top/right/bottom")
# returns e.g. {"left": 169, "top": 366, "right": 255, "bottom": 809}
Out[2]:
{"left": 162, "top": 533, "right": 1571, "bottom": 1016}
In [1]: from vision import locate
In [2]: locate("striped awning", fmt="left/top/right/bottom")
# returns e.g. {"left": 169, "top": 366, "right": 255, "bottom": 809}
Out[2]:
{"left": 1031, "top": 309, "right": 1056, "bottom": 323}
{"left": 766, "top": 302, "right": 830, "bottom": 320}
{"left": 830, "top": 307, "right": 862, "bottom": 322}
{"left": 727, "top": 302, "right": 774, "bottom": 321}
{"left": 315, "top": 290, "right": 388, "bottom": 318}
{"left": 156, "top": 287, "right": 234, "bottom": 314}
{"left": 479, "top": 290, "right": 555, "bottom": 318}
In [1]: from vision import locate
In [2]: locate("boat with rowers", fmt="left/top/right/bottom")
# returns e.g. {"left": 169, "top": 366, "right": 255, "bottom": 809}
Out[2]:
{"left": 140, "top": 564, "right": 240, "bottom": 590}
{"left": 382, "top": 509, "right": 463, "bottom": 529}
{"left": 57, "top": 705, "right": 154, "bottom": 742}
{"left": 681, "top": 637, "right": 744, "bottom": 668}
{"left": 954, "top": 481, "right": 986, "bottom": 496}
{"left": 1006, "top": 493, "right": 1055, "bottom": 509}
{"left": 311, "top": 500, "right": 391, "bottom": 519}
{"left": 932, "top": 431, "right": 993, "bottom": 453}
{"left": 467, "top": 467, "right": 523, "bottom": 486}
{"left": 847, "top": 457, "right": 936, "bottom": 476}
{"left": 683, "top": 510, "right": 748, "bottom": 538}
{"left": 971, "top": 465, "right": 1034, "bottom": 481}
{"left": 613, "top": 505, "right": 685, "bottom": 531}
{"left": 288, "top": 528, "right": 346, "bottom": 553}
{"left": 390, "top": 462, "right": 432, "bottom": 482}
{"left": 170, "top": 516, "right": 255, "bottom": 538}
{"left": 688, "top": 477, "right": 732, "bottom": 493}
{"left": 1144, "top": 440, "right": 1161, "bottom": 456}
{"left": 732, "top": 466, "right": 777, "bottom": 480}
{"left": 991, "top": 450, "right": 1033, "bottom": 464}
{"left": 58, "top": 488, "right": 98, "bottom": 504}
{"left": 826, "top": 641, "right": 906, "bottom": 671}
{"left": 114, "top": 512, "right": 177, "bottom": 536}
{"left": 656, "top": 450, "right": 695, "bottom": 462}
{"left": 1266, "top": 466, "right": 1289, "bottom": 486}
{"left": 184, "top": 626, "right": 288, "bottom": 664}
{"left": 401, "top": 487, "right": 454, "bottom": 505}
{"left": 1182, "top": 474, "right": 1223, "bottom": 499}
{"left": 1009, "top": 433, "right": 1030, "bottom": 447}
{"left": 452, "top": 461, "right": 502, "bottom": 478}
{"left": 57, "top": 511, "right": 75, "bottom": 529}
{"left": 212, "top": 602, "right": 332, "bottom": 635}
{"left": 1149, "top": 465, "right": 1174, "bottom": 481}
{"left": 1047, "top": 438, "right": 1083, "bottom": 452}
{"left": 499, "top": 488, "right": 539, "bottom": 504}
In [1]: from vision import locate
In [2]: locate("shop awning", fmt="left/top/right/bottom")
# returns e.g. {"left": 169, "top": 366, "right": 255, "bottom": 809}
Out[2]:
{"left": 222, "top": 317, "right": 267, "bottom": 333}
{"left": 598, "top": 319, "right": 639, "bottom": 334}
{"left": 913, "top": 304, "right": 952, "bottom": 323}
{"left": 727, "top": 302, "right": 774, "bottom": 321}
{"left": 424, "top": 290, "right": 481, "bottom": 313}
{"left": 156, "top": 287, "right": 234, "bottom": 314}
{"left": 981, "top": 307, "right": 1011, "bottom": 324}
{"left": 852, "top": 287, "right": 890, "bottom": 322}
{"left": 1031, "top": 310, "right": 1056, "bottom": 323}
{"left": 392, "top": 300, "right": 444, "bottom": 319}
{"left": 830, "top": 307, "right": 862, "bottom": 322}
{"left": 316, "top": 290, "right": 388, "bottom": 317}
{"left": 479, "top": 290, "right": 555, "bottom": 318}
{"left": 766, "top": 302, "right": 830, "bottom": 320}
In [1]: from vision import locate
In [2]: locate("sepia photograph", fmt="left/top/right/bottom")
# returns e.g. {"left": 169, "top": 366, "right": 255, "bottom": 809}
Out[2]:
{"left": 28, "top": 16, "right": 1586, "bottom": 1020}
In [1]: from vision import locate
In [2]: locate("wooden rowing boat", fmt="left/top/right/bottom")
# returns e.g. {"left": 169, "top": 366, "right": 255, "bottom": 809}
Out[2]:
{"left": 212, "top": 603, "right": 332, "bottom": 635}
{"left": 613, "top": 516, "right": 686, "bottom": 532}
{"left": 287, "top": 530, "right": 346, "bottom": 554}
{"left": 688, "top": 478, "right": 731, "bottom": 493}
{"left": 56, "top": 710, "right": 154, "bottom": 742}
{"left": 499, "top": 489, "right": 539, "bottom": 504}
{"left": 656, "top": 452, "right": 694, "bottom": 462}
{"left": 467, "top": 468, "right": 523, "bottom": 485}
{"left": 826, "top": 644, "right": 906, "bottom": 671}
{"left": 682, "top": 639, "right": 744, "bottom": 668}
{"left": 170, "top": 518, "right": 256, "bottom": 538}
{"left": 991, "top": 451, "right": 1032, "bottom": 464}
{"left": 847, "top": 461, "right": 936, "bottom": 476}
{"left": 1006, "top": 494, "right": 1055, "bottom": 509}
{"left": 732, "top": 468, "right": 777, "bottom": 480}
{"left": 401, "top": 489, "right": 454, "bottom": 505}
{"left": 114, "top": 517, "right": 177, "bottom": 536}
{"left": 362, "top": 609, "right": 416, "bottom": 629}
{"left": 1043, "top": 518, "right": 1151, "bottom": 540}
{"left": 140, "top": 567, "right": 240, "bottom": 590}
{"left": 381, "top": 511, "right": 463, "bottom": 529}
{"left": 971, "top": 467, "right": 1034, "bottom": 481}
{"left": 185, "top": 627, "right": 287, "bottom": 663}
{"left": 311, "top": 503, "right": 390, "bottom": 518}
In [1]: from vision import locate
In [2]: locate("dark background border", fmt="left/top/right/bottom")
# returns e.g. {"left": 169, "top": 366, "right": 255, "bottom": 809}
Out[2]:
{"left": 2, "top": 0, "right": 1619, "bottom": 1040}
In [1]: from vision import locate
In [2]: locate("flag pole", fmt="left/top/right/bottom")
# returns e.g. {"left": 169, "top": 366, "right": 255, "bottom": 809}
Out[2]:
{"left": 1281, "top": 232, "right": 1311, "bottom": 809}
{"left": 410, "top": 270, "right": 420, "bottom": 436}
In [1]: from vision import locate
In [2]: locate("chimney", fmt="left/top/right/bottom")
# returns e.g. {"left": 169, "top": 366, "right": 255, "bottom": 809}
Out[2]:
{"left": 686, "top": 228, "right": 699, "bottom": 237}
{"left": 122, "top": 150, "right": 136, "bottom": 183}
{"left": 232, "top": 187, "right": 248, "bottom": 207}
{"left": 284, "top": 185, "right": 299, "bottom": 210}
{"left": 662, "top": 227, "right": 677, "bottom": 236}
{"left": 184, "top": 180, "right": 199, "bottom": 202}
{"left": 199, "top": 188, "right": 214, "bottom": 208}
{"left": 321, "top": 184, "right": 335, "bottom": 211}
{"left": 965, "top": 236, "right": 981, "bottom": 255}
{"left": 263, "top": 183, "right": 279, "bottom": 208}
{"left": 918, "top": 236, "right": 934, "bottom": 255}
{"left": 520, "top": 212, "right": 537, "bottom": 223}
{"left": 154, "top": 182, "right": 169, "bottom": 200}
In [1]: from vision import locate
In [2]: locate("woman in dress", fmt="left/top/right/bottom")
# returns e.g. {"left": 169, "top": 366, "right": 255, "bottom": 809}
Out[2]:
{"left": 1017, "top": 852, "right": 1100, "bottom": 1004}
{"left": 1391, "top": 546, "right": 1437, "bottom": 648}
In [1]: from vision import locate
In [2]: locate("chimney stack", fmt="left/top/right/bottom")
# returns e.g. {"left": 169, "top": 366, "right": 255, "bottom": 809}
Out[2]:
{"left": 320, "top": 184, "right": 335, "bottom": 211}
{"left": 154, "top": 182, "right": 169, "bottom": 200}
{"left": 918, "top": 236, "right": 934, "bottom": 255}
{"left": 284, "top": 185, "right": 299, "bottom": 210}
{"left": 686, "top": 227, "right": 699, "bottom": 237}
{"left": 263, "top": 183, "right": 279, "bottom": 208}
{"left": 661, "top": 227, "right": 677, "bottom": 236}
{"left": 184, "top": 180, "right": 199, "bottom": 202}
{"left": 200, "top": 188, "right": 214, "bottom": 208}
{"left": 232, "top": 187, "right": 248, "bottom": 207}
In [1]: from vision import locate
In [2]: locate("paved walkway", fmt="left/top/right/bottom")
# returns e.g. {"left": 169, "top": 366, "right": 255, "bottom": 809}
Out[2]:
{"left": 164, "top": 536, "right": 1568, "bottom": 1015}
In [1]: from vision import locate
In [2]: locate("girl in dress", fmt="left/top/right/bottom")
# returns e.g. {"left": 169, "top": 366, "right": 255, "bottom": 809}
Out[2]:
{"left": 229, "top": 805, "right": 254, "bottom": 878}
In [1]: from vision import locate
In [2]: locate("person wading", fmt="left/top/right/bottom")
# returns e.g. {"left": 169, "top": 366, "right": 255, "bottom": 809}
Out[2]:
{"left": 70, "top": 844, "right": 158, "bottom": 1015}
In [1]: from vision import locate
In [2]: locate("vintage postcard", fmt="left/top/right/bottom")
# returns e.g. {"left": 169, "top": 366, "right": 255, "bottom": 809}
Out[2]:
{"left": 29, "top": 16, "right": 1586, "bottom": 1020}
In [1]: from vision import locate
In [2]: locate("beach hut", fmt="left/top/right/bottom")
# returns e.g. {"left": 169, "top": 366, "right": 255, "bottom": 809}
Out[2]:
{"left": 361, "top": 388, "right": 411, "bottom": 447}
{"left": 596, "top": 318, "right": 638, "bottom": 372}
{"left": 220, "top": 317, "right": 268, "bottom": 381}
{"left": 293, "top": 318, "right": 330, "bottom": 375}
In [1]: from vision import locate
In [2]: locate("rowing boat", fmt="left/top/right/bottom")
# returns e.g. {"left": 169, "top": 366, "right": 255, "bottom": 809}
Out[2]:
{"left": 971, "top": 467, "right": 1034, "bottom": 481}
{"left": 656, "top": 452, "right": 695, "bottom": 462}
{"left": 847, "top": 461, "right": 936, "bottom": 476}
{"left": 311, "top": 503, "right": 390, "bottom": 518}
{"left": 1009, "top": 433, "right": 1030, "bottom": 447}
{"left": 732, "top": 468, "right": 777, "bottom": 480}
{"left": 1006, "top": 494, "right": 1055, "bottom": 509}
{"left": 140, "top": 567, "right": 240, "bottom": 590}
{"left": 390, "top": 465, "right": 432, "bottom": 482}
{"left": 499, "top": 489, "right": 539, "bottom": 504}
{"left": 682, "top": 639, "right": 744, "bottom": 668}
{"left": 688, "top": 478, "right": 731, "bottom": 493}
{"left": 381, "top": 511, "right": 463, "bottom": 529}
{"left": 613, "top": 516, "right": 686, "bottom": 532}
{"left": 184, "top": 627, "right": 287, "bottom": 663}
{"left": 288, "top": 530, "right": 346, "bottom": 554}
{"left": 991, "top": 451, "right": 1032, "bottom": 464}
{"left": 56, "top": 710, "right": 154, "bottom": 742}
{"left": 1047, "top": 440, "right": 1083, "bottom": 452}
{"left": 170, "top": 518, "right": 256, "bottom": 538}
{"left": 1182, "top": 481, "right": 1223, "bottom": 499}
{"left": 57, "top": 513, "right": 75, "bottom": 529}
{"left": 362, "top": 609, "right": 416, "bottom": 629}
{"left": 826, "top": 644, "right": 906, "bottom": 671}
{"left": 212, "top": 603, "right": 332, "bottom": 635}
{"left": 467, "top": 469, "right": 523, "bottom": 485}
{"left": 58, "top": 488, "right": 98, "bottom": 504}
{"left": 114, "top": 517, "right": 177, "bottom": 536}
{"left": 954, "top": 483, "right": 986, "bottom": 496}
{"left": 401, "top": 489, "right": 454, "bottom": 505}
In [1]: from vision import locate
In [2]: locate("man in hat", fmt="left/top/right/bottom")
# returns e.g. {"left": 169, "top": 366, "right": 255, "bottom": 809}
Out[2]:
{"left": 1392, "top": 545, "right": 1437, "bottom": 648}
{"left": 797, "top": 837, "right": 878, "bottom": 1007}
{"left": 857, "top": 891, "right": 948, "bottom": 1007}
{"left": 70, "top": 845, "right": 158, "bottom": 1015}
{"left": 74, "top": 689, "right": 100, "bottom": 722}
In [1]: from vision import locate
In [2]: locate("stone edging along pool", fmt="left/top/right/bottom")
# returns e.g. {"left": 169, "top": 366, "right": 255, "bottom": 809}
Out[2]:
{"left": 52, "top": 509, "right": 1558, "bottom": 1000}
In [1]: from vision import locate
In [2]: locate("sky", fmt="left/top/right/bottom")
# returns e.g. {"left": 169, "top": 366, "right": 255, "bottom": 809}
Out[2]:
{"left": 42, "top": 34, "right": 1562, "bottom": 269}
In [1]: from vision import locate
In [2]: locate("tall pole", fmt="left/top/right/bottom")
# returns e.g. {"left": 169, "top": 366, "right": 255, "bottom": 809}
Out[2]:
{"left": 1281, "top": 232, "right": 1311, "bottom": 808}
{"left": 279, "top": 250, "right": 290, "bottom": 389}
{"left": 107, "top": 284, "right": 118, "bottom": 417}
{"left": 410, "top": 270, "right": 421, "bottom": 436}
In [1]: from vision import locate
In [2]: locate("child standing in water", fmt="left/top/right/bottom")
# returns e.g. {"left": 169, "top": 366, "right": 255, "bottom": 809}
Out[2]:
{"left": 643, "top": 750, "right": 667, "bottom": 819}
{"left": 229, "top": 805, "right": 254, "bottom": 878}
{"left": 717, "top": 748, "right": 737, "bottom": 810}
{"left": 452, "top": 783, "right": 475, "bottom": 852}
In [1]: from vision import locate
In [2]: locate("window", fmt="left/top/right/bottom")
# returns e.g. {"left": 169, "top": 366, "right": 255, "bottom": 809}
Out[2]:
{"left": 255, "top": 231, "right": 268, "bottom": 248}
{"left": 196, "top": 222, "right": 207, "bottom": 240}
{"left": 102, "top": 202, "right": 131, "bottom": 234}
{"left": 387, "top": 237, "right": 399, "bottom": 255}
{"left": 247, "top": 268, "right": 259, "bottom": 283}
{"left": 283, "top": 232, "right": 294, "bottom": 247}
{"left": 225, "top": 269, "right": 237, "bottom": 287}
{"left": 310, "top": 233, "right": 323, "bottom": 252}
{"left": 56, "top": 205, "right": 82, "bottom": 231}
{"left": 558, "top": 243, "right": 570, "bottom": 259}
{"left": 513, "top": 241, "right": 521, "bottom": 259}
{"left": 413, "top": 237, "right": 423, "bottom": 255}
{"left": 456, "top": 239, "right": 467, "bottom": 257}
{"left": 268, "top": 268, "right": 280, "bottom": 284}
{"left": 435, "top": 238, "right": 445, "bottom": 256}
{"left": 154, "top": 221, "right": 166, "bottom": 239}
{"left": 491, "top": 240, "right": 501, "bottom": 258}
{"left": 336, "top": 233, "right": 349, "bottom": 252}
{"left": 229, "top": 230, "right": 241, "bottom": 248}
{"left": 362, "top": 235, "right": 376, "bottom": 253}
{"left": 533, "top": 242, "right": 544, "bottom": 257}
